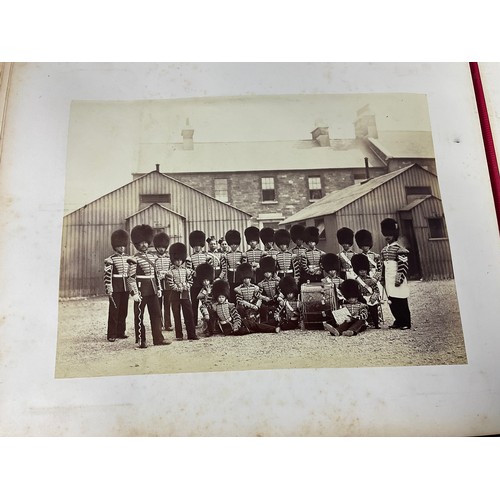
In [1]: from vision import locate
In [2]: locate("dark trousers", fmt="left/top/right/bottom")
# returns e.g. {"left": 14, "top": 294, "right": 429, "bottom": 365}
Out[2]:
{"left": 367, "top": 304, "right": 380, "bottom": 328}
{"left": 279, "top": 318, "right": 300, "bottom": 331}
{"left": 158, "top": 290, "right": 172, "bottom": 330}
{"left": 107, "top": 291, "right": 129, "bottom": 339}
{"left": 190, "top": 284, "right": 202, "bottom": 324}
{"left": 171, "top": 292, "right": 197, "bottom": 339}
{"left": 260, "top": 301, "right": 277, "bottom": 323}
{"left": 388, "top": 297, "right": 411, "bottom": 328}
{"left": 134, "top": 295, "right": 165, "bottom": 345}
{"left": 336, "top": 319, "right": 366, "bottom": 335}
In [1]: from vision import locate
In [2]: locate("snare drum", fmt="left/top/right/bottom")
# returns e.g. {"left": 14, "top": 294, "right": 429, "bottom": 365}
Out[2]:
{"left": 300, "top": 283, "right": 338, "bottom": 330}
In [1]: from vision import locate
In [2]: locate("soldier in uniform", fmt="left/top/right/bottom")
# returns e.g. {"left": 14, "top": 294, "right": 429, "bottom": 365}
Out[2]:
{"left": 337, "top": 227, "right": 355, "bottom": 280}
{"left": 244, "top": 226, "right": 265, "bottom": 283}
{"left": 210, "top": 280, "right": 242, "bottom": 336}
{"left": 104, "top": 229, "right": 131, "bottom": 342}
{"left": 206, "top": 235, "right": 223, "bottom": 280}
{"left": 196, "top": 262, "right": 216, "bottom": 336}
{"left": 290, "top": 224, "right": 308, "bottom": 286}
{"left": 380, "top": 218, "right": 411, "bottom": 330}
{"left": 167, "top": 242, "right": 199, "bottom": 341}
{"left": 128, "top": 224, "right": 170, "bottom": 348}
{"left": 351, "top": 253, "right": 381, "bottom": 329}
{"left": 153, "top": 231, "right": 173, "bottom": 332}
{"left": 300, "top": 226, "right": 325, "bottom": 283}
{"left": 257, "top": 256, "right": 281, "bottom": 324}
{"left": 274, "top": 275, "right": 302, "bottom": 332}
{"left": 186, "top": 230, "right": 210, "bottom": 326}
{"left": 220, "top": 229, "right": 247, "bottom": 302}
{"left": 260, "top": 227, "right": 278, "bottom": 260}
{"left": 274, "top": 228, "right": 300, "bottom": 284}
{"left": 355, "top": 229, "right": 382, "bottom": 280}
{"left": 320, "top": 253, "right": 345, "bottom": 304}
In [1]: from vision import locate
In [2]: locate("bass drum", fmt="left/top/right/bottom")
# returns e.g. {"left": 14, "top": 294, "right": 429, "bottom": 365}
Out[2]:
{"left": 300, "top": 283, "right": 338, "bottom": 330}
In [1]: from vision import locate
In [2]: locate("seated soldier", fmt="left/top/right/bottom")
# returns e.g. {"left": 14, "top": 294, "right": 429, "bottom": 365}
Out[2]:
{"left": 210, "top": 280, "right": 242, "bottom": 335}
{"left": 196, "top": 262, "right": 216, "bottom": 336}
{"left": 274, "top": 275, "right": 303, "bottom": 332}
{"left": 257, "top": 256, "right": 281, "bottom": 324}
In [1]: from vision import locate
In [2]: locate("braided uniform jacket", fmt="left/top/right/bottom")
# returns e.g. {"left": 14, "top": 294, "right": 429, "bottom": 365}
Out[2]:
{"left": 291, "top": 244, "right": 307, "bottom": 259}
{"left": 207, "top": 251, "right": 223, "bottom": 276}
{"left": 186, "top": 251, "right": 211, "bottom": 273}
{"left": 127, "top": 251, "right": 161, "bottom": 297}
{"left": 275, "top": 250, "right": 300, "bottom": 281}
{"left": 104, "top": 253, "right": 131, "bottom": 294}
{"left": 197, "top": 284, "right": 212, "bottom": 317}
{"left": 245, "top": 248, "right": 265, "bottom": 270}
{"left": 344, "top": 301, "right": 369, "bottom": 321}
{"left": 380, "top": 243, "right": 409, "bottom": 278}
{"left": 154, "top": 254, "right": 172, "bottom": 290}
{"left": 211, "top": 301, "right": 242, "bottom": 330}
{"left": 380, "top": 241, "right": 410, "bottom": 298}
{"left": 220, "top": 250, "right": 247, "bottom": 282}
{"left": 258, "top": 277, "right": 281, "bottom": 301}
{"left": 338, "top": 250, "right": 355, "bottom": 272}
{"left": 362, "top": 251, "right": 382, "bottom": 279}
{"left": 301, "top": 248, "right": 325, "bottom": 276}
{"left": 166, "top": 265, "right": 194, "bottom": 295}
{"left": 275, "top": 294, "right": 301, "bottom": 321}
{"left": 264, "top": 247, "right": 279, "bottom": 260}
{"left": 234, "top": 283, "right": 262, "bottom": 309}
{"left": 355, "top": 275, "right": 380, "bottom": 305}
{"left": 321, "top": 275, "right": 345, "bottom": 302}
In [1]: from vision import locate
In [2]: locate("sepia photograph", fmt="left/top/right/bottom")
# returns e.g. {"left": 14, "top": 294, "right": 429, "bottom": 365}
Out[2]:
{"left": 56, "top": 92, "right": 466, "bottom": 378}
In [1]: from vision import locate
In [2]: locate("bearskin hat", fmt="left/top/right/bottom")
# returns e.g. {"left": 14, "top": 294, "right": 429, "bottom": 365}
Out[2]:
{"left": 381, "top": 218, "right": 399, "bottom": 238}
{"left": 355, "top": 229, "right": 373, "bottom": 248}
{"left": 320, "top": 253, "right": 340, "bottom": 273}
{"left": 189, "top": 230, "right": 206, "bottom": 248}
{"left": 351, "top": 253, "right": 370, "bottom": 275}
{"left": 169, "top": 242, "right": 187, "bottom": 262}
{"left": 195, "top": 262, "right": 214, "bottom": 283}
{"left": 340, "top": 279, "right": 362, "bottom": 300}
{"left": 279, "top": 275, "right": 298, "bottom": 296}
{"left": 153, "top": 232, "right": 170, "bottom": 249}
{"left": 225, "top": 229, "right": 241, "bottom": 246}
{"left": 303, "top": 226, "right": 320, "bottom": 244}
{"left": 131, "top": 224, "right": 154, "bottom": 245}
{"left": 259, "top": 227, "right": 275, "bottom": 245}
{"left": 274, "top": 228, "right": 291, "bottom": 247}
{"left": 212, "top": 279, "right": 230, "bottom": 300}
{"left": 290, "top": 224, "right": 305, "bottom": 243}
{"left": 244, "top": 226, "right": 260, "bottom": 244}
{"left": 111, "top": 229, "right": 129, "bottom": 248}
{"left": 337, "top": 227, "right": 354, "bottom": 246}
{"left": 236, "top": 262, "right": 254, "bottom": 282}
{"left": 259, "top": 256, "right": 276, "bottom": 274}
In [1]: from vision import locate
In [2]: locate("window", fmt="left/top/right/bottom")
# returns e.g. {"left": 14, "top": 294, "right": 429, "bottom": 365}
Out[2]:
{"left": 308, "top": 176, "right": 323, "bottom": 200}
{"left": 261, "top": 177, "right": 276, "bottom": 202}
{"left": 315, "top": 218, "right": 326, "bottom": 239}
{"left": 428, "top": 217, "right": 446, "bottom": 238}
{"left": 140, "top": 194, "right": 171, "bottom": 204}
{"left": 405, "top": 186, "right": 432, "bottom": 203}
{"left": 214, "top": 178, "right": 229, "bottom": 203}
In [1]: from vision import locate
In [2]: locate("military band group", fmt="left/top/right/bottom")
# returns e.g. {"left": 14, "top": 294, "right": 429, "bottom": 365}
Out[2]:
{"left": 104, "top": 219, "right": 411, "bottom": 348}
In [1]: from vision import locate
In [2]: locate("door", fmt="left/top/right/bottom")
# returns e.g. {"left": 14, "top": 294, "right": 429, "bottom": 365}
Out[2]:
{"left": 401, "top": 219, "right": 422, "bottom": 280}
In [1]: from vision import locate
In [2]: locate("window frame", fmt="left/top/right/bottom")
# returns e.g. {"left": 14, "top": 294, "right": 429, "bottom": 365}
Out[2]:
{"left": 214, "top": 178, "right": 229, "bottom": 203}
{"left": 261, "top": 176, "right": 277, "bottom": 203}
{"left": 308, "top": 175, "right": 323, "bottom": 201}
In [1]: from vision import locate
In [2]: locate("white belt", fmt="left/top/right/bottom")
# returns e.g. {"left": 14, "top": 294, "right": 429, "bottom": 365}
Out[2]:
{"left": 113, "top": 274, "right": 128, "bottom": 278}
{"left": 137, "top": 275, "right": 154, "bottom": 279}
{"left": 278, "top": 270, "right": 293, "bottom": 274}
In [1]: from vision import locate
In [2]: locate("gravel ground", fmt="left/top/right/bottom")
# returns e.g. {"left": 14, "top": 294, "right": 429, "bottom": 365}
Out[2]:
{"left": 55, "top": 280, "right": 467, "bottom": 378}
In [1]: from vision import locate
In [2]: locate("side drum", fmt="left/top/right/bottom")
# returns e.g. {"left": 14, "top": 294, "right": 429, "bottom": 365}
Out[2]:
{"left": 300, "top": 283, "right": 338, "bottom": 330}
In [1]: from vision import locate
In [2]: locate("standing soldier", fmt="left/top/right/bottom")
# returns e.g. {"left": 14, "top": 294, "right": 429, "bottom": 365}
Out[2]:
{"left": 104, "top": 229, "right": 131, "bottom": 342}
{"left": 167, "top": 242, "right": 199, "bottom": 341}
{"left": 196, "top": 262, "right": 216, "bottom": 337}
{"left": 260, "top": 227, "right": 278, "bottom": 260}
{"left": 128, "top": 224, "right": 170, "bottom": 348}
{"left": 186, "top": 230, "right": 210, "bottom": 326}
{"left": 244, "top": 226, "right": 265, "bottom": 283}
{"left": 337, "top": 227, "right": 355, "bottom": 280}
{"left": 380, "top": 218, "right": 412, "bottom": 330}
{"left": 220, "top": 229, "right": 247, "bottom": 302}
{"left": 290, "top": 224, "right": 308, "bottom": 286}
{"left": 153, "top": 231, "right": 173, "bottom": 332}
{"left": 206, "top": 235, "right": 223, "bottom": 280}
{"left": 274, "top": 228, "right": 300, "bottom": 284}
{"left": 301, "top": 226, "right": 325, "bottom": 283}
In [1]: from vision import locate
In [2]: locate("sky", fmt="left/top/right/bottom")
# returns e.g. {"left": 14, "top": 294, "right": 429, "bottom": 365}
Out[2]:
{"left": 64, "top": 93, "right": 432, "bottom": 213}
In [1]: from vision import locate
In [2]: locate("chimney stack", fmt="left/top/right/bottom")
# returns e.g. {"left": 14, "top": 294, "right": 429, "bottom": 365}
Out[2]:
{"left": 155, "top": 163, "right": 160, "bottom": 172}
{"left": 311, "top": 120, "right": 330, "bottom": 147}
{"left": 364, "top": 157, "right": 370, "bottom": 179}
{"left": 181, "top": 118, "right": 194, "bottom": 150}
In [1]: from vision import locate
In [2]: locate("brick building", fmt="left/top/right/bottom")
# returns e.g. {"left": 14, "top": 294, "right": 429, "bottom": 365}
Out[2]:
{"left": 133, "top": 106, "right": 435, "bottom": 229}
